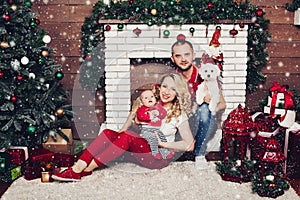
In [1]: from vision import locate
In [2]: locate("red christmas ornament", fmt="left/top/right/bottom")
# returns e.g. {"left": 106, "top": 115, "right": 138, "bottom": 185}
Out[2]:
{"left": 229, "top": 28, "right": 238, "bottom": 37}
{"left": 105, "top": 25, "right": 111, "bottom": 31}
{"left": 176, "top": 34, "right": 186, "bottom": 41}
{"left": 207, "top": 2, "right": 214, "bottom": 9}
{"left": 16, "top": 75, "right": 23, "bottom": 81}
{"left": 0, "top": 71, "right": 3, "bottom": 78}
{"left": 256, "top": 8, "right": 264, "bottom": 17}
{"left": 129, "top": 0, "right": 134, "bottom": 4}
{"left": 11, "top": 96, "right": 17, "bottom": 102}
{"left": 239, "top": 23, "right": 245, "bottom": 29}
{"left": 133, "top": 27, "right": 142, "bottom": 37}
{"left": 35, "top": 18, "right": 40, "bottom": 25}
{"left": 85, "top": 54, "right": 92, "bottom": 60}
{"left": 4, "top": 14, "right": 10, "bottom": 21}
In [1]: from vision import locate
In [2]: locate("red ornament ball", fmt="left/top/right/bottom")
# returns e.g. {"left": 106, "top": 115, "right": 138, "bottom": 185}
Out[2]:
{"left": 256, "top": 8, "right": 263, "bottom": 17}
{"left": 16, "top": 75, "right": 23, "bottom": 81}
{"left": 105, "top": 25, "right": 111, "bottom": 31}
{"left": 239, "top": 23, "right": 245, "bottom": 29}
{"left": 4, "top": 14, "right": 10, "bottom": 21}
{"left": 35, "top": 18, "right": 40, "bottom": 25}
{"left": 0, "top": 72, "right": 3, "bottom": 78}
{"left": 229, "top": 28, "right": 238, "bottom": 37}
{"left": 11, "top": 96, "right": 17, "bottom": 102}
{"left": 176, "top": 34, "right": 186, "bottom": 41}
{"left": 207, "top": 2, "right": 214, "bottom": 9}
{"left": 133, "top": 28, "right": 142, "bottom": 36}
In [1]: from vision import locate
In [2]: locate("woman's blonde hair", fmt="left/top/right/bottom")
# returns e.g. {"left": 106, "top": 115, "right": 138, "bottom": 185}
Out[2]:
{"left": 158, "top": 73, "right": 191, "bottom": 123}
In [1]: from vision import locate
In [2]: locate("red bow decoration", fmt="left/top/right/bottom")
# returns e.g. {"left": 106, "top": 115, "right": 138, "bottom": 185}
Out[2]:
{"left": 269, "top": 82, "right": 295, "bottom": 120}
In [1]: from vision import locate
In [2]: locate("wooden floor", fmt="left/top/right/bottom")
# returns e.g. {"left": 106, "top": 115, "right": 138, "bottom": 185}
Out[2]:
{"left": 1, "top": 152, "right": 300, "bottom": 198}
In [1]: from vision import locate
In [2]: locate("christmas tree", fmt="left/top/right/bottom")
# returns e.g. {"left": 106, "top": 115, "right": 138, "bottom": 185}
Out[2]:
{"left": 0, "top": 0, "right": 72, "bottom": 149}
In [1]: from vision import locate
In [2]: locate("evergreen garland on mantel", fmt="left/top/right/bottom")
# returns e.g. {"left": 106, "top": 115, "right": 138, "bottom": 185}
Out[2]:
{"left": 80, "top": 0, "right": 271, "bottom": 93}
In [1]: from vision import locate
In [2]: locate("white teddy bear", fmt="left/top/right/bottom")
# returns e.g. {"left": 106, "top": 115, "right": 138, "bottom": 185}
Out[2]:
{"left": 196, "top": 63, "right": 221, "bottom": 115}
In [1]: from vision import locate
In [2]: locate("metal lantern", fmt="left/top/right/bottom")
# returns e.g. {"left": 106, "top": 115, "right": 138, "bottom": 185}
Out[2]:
{"left": 221, "top": 104, "right": 257, "bottom": 182}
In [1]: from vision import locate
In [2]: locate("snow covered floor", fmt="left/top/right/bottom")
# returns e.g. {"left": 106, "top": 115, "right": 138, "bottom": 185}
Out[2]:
{"left": 2, "top": 161, "right": 298, "bottom": 200}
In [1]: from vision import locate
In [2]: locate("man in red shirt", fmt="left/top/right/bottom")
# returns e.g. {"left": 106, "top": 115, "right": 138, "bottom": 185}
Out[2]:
{"left": 170, "top": 36, "right": 226, "bottom": 169}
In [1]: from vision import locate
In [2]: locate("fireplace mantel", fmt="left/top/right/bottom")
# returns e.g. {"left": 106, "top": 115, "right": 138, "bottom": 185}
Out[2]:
{"left": 103, "top": 23, "right": 249, "bottom": 151}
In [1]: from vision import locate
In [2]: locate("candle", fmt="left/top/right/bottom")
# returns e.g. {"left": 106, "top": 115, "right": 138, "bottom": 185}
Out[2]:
{"left": 41, "top": 172, "right": 52, "bottom": 182}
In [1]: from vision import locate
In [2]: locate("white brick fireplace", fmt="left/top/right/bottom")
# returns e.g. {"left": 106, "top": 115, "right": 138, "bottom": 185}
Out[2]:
{"left": 103, "top": 23, "right": 248, "bottom": 151}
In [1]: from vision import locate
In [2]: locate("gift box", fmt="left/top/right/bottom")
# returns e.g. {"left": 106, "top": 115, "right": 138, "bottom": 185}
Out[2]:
{"left": 0, "top": 152, "right": 22, "bottom": 183}
{"left": 0, "top": 152, "right": 11, "bottom": 174}
{"left": 28, "top": 147, "right": 54, "bottom": 165}
{"left": 43, "top": 129, "right": 74, "bottom": 154}
{"left": 23, "top": 163, "right": 43, "bottom": 180}
{"left": 5, "top": 146, "right": 28, "bottom": 165}
{"left": 263, "top": 82, "right": 296, "bottom": 128}
{"left": 0, "top": 165, "right": 22, "bottom": 183}
{"left": 285, "top": 124, "right": 300, "bottom": 179}
{"left": 53, "top": 153, "right": 74, "bottom": 167}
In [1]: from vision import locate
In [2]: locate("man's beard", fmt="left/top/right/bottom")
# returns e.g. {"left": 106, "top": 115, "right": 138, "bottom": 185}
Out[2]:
{"left": 174, "top": 63, "right": 193, "bottom": 72}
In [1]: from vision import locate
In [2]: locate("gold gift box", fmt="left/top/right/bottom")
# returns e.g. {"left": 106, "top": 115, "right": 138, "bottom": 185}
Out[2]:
{"left": 43, "top": 129, "right": 74, "bottom": 154}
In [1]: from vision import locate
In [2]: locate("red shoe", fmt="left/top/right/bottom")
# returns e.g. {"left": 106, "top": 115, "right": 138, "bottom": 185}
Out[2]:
{"left": 166, "top": 151, "right": 175, "bottom": 159}
{"left": 80, "top": 171, "right": 92, "bottom": 177}
{"left": 153, "top": 153, "right": 163, "bottom": 159}
{"left": 51, "top": 167, "right": 81, "bottom": 182}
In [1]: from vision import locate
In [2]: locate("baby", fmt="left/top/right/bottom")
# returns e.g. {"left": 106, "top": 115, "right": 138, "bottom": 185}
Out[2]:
{"left": 136, "top": 90, "right": 174, "bottom": 159}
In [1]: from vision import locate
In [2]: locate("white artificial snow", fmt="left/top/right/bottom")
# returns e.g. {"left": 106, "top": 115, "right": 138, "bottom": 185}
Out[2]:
{"left": 2, "top": 161, "right": 298, "bottom": 200}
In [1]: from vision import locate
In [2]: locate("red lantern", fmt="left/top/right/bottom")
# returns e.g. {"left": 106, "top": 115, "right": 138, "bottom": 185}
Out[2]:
{"left": 221, "top": 105, "right": 257, "bottom": 183}
{"left": 229, "top": 28, "right": 238, "bottom": 37}
{"left": 256, "top": 8, "right": 264, "bottom": 17}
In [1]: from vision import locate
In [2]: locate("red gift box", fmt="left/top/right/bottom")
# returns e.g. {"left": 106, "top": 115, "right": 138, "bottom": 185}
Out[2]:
{"left": 28, "top": 147, "right": 54, "bottom": 165}
{"left": 23, "top": 164, "right": 42, "bottom": 180}
{"left": 5, "top": 149, "right": 26, "bottom": 165}
{"left": 286, "top": 129, "right": 300, "bottom": 179}
{"left": 53, "top": 153, "right": 74, "bottom": 167}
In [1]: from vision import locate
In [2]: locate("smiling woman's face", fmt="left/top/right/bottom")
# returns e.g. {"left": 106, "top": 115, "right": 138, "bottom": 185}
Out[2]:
{"left": 159, "top": 76, "right": 177, "bottom": 106}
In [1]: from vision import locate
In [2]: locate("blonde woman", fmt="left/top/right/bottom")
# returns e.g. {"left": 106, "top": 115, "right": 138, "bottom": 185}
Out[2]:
{"left": 52, "top": 73, "right": 194, "bottom": 182}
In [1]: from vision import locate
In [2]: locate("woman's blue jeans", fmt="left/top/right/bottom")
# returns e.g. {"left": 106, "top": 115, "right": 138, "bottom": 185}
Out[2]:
{"left": 193, "top": 103, "right": 218, "bottom": 156}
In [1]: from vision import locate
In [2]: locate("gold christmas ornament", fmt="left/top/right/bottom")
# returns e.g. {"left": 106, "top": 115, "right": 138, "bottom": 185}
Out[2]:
{"left": 150, "top": 9, "right": 157, "bottom": 15}
{"left": 0, "top": 41, "right": 9, "bottom": 49}
{"left": 11, "top": 4, "right": 17, "bottom": 11}
{"left": 41, "top": 50, "right": 49, "bottom": 57}
{"left": 56, "top": 108, "right": 64, "bottom": 116}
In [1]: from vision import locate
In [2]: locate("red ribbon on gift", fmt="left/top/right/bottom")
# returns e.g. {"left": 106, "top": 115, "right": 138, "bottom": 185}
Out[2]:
{"left": 269, "top": 82, "right": 295, "bottom": 120}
